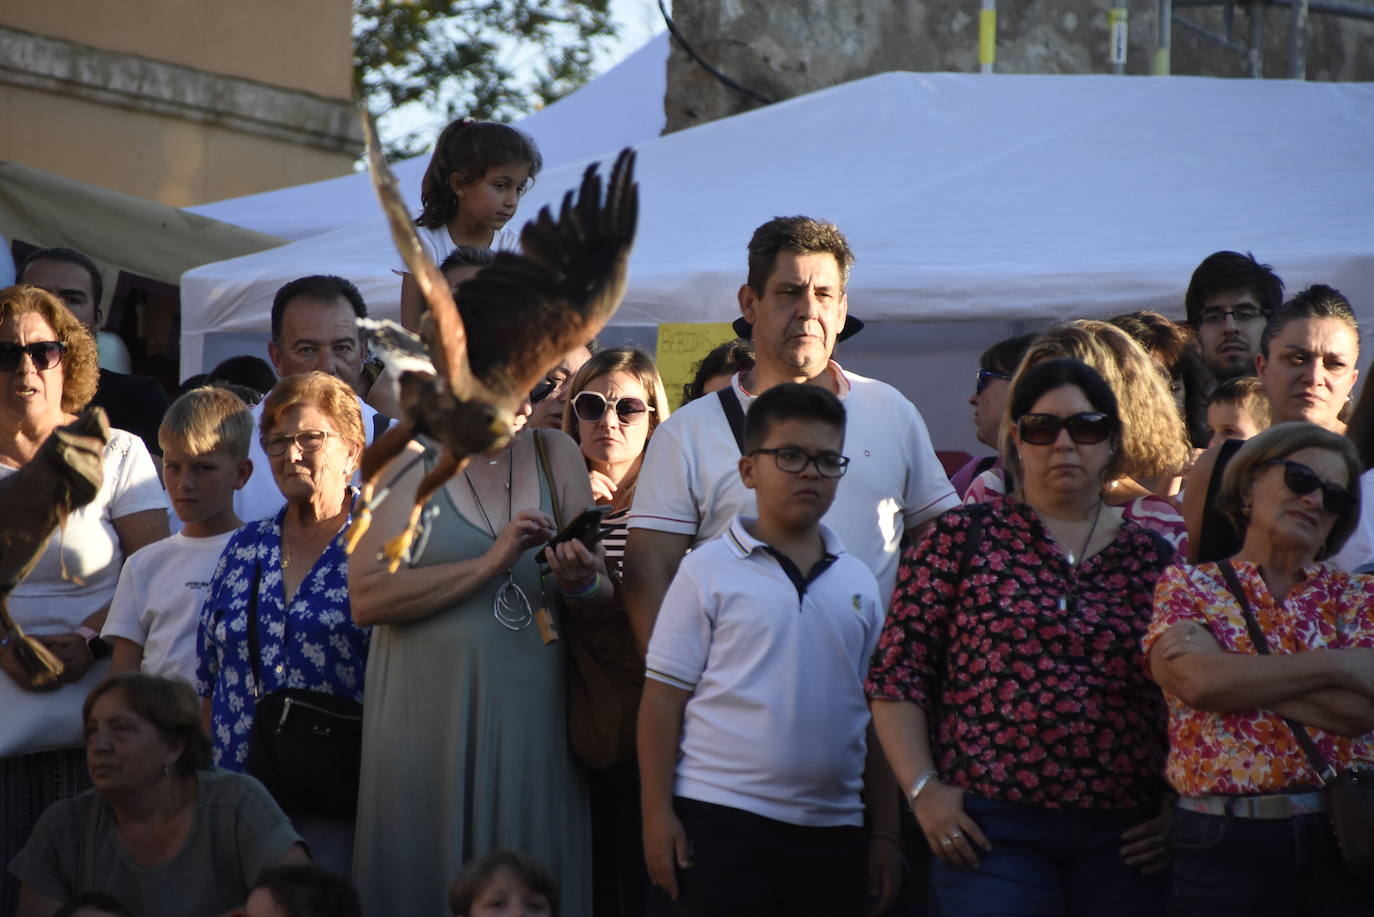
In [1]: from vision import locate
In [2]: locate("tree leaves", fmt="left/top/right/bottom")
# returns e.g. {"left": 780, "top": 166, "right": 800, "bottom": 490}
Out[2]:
{"left": 354, "top": 0, "right": 617, "bottom": 160}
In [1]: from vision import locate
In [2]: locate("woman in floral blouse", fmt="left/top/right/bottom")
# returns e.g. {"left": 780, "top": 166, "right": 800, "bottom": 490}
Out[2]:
{"left": 197, "top": 372, "right": 370, "bottom": 875}
{"left": 1148, "top": 422, "right": 1374, "bottom": 915}
{"left": 869, "top": 358, "right": 1177, "bottom": 916}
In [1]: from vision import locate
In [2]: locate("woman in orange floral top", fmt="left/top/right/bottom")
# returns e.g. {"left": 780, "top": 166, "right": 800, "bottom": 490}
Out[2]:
{"left": 1148, "top": 422, "right": 1374, "bottom": 916}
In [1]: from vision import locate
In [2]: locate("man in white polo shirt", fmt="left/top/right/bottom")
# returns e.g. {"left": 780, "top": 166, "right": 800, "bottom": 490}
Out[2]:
{"left": 624, "top": 215, "right": 958, "bottom": 650}
{"left": 233, "top": 275, "right": 387, "bottom": 523}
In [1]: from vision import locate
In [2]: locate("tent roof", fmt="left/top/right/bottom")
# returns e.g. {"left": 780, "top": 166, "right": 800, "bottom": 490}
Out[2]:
{"left": 181, "top": 71, "right": 1374, "bottom": 380}
{"left": 183, "top": 33, "right": 670, "bottom": 241}
{"left": 0, "top": 160, "right": 283, "bottom": 289}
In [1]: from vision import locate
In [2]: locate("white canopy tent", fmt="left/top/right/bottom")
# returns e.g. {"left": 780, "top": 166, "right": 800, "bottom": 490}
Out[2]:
{"left": 181, "top": 71, "right": 1374, "bottom": 452}
{"left": 184, "top": 34, "right": 670, "bottom": 241}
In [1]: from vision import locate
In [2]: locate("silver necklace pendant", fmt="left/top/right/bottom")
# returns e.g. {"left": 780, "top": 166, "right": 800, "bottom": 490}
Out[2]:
{"left": 493, "top": 575, "right": 534, "bottom": 630}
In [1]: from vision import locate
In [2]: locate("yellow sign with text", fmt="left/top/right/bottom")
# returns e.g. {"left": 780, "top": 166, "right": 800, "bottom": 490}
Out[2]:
{"left": 655, "top": 322, "right": 737, "bottom": 410}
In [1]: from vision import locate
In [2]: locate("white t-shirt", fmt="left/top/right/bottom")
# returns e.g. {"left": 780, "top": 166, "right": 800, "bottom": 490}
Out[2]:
{"left": 628, "top": 363, "right": 960, "bottom": 604}
{"left": 101, "top": 530, "right": 236, "bottom": 682}
{"left": 1, "top": 429, "right": 165, "bottom": 756}
{"left": 645, "top": 516, "right": 884, "bottom": 827}
{"left": 1330, "top": 467, "right": 1374, "bottom": 573}
{"left": 234, "top": 396, "right": 383, "bottom": 525}
{"left": 405, "top": 224, "right": 521, "bottom": 273}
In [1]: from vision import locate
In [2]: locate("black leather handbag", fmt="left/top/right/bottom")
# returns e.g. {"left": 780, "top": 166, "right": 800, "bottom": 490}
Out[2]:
{"left": 240, "top": 560, "right": 363, "bottom": 817}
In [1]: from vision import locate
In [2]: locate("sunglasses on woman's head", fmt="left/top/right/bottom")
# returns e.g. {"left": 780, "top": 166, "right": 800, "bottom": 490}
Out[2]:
{"left": 1262, "top": 459, "right": 1355, "bottom": 517}
{"left": 573, "top": 391, "right": 652, "bottom": 424}
{"left": 975, "top": 369, "right": 1010, "bottom": 395}
{"left": 0, "top": 341, "right": 65, "bottom": 373}
{"left": 1016, "top": 412, "right": 1116, "bottom": 446}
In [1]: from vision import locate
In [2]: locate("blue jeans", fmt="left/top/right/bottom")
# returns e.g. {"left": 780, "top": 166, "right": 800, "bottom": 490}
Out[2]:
{"left": 1170, "top": 807, "right": 1364, "bottom": 916}
{"left": 932, "top": 795, "right": 1167, "bottom": 917}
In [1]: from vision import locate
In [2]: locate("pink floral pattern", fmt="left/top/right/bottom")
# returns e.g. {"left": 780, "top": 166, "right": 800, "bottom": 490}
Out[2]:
{"left": 867, "top": 496, "right": 1176, "bottom": 809}
{"left": 1147, "top": 561, "right": 1374, "bottom": 796}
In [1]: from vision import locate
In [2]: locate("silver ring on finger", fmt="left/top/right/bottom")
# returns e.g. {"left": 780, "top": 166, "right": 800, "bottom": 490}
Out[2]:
{"left": 951, "top": 830, "right": 963, "bottom": 839}
{"left": 940, "top": 837, "right": 953, "bottom": 847}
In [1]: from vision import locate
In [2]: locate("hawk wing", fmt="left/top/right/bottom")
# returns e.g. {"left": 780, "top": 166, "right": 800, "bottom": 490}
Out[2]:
{"left": 451, "top": 148, "right": 638, "bottom": 411}
{"left": 358, "top": 318, "right": 434, "bottom": 376}
{"left": 361, "top": 108, "right": 471, "bottom": 395}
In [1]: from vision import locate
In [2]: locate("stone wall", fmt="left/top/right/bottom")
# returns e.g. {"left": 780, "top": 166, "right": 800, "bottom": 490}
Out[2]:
{"left": 665, "top": 0, "right": 1374, "bottom": 132}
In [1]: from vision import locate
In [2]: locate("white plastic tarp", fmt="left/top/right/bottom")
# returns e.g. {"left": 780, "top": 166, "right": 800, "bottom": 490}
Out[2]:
{"left": 180, "top": 71, "right": 1374, "bottom": 452}
{"left": 183, "top": 33, "right": 670, "bottom": 241}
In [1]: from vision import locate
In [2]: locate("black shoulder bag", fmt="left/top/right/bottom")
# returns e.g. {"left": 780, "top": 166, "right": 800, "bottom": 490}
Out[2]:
{"left": 1218, "top": 560, "right": 1374, "bottom": 876}
{"left": 243, "top": 555, "right": 364, "bottom": 817}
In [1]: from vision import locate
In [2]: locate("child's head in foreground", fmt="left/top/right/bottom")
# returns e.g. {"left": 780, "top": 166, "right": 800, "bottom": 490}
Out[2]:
{"left": 740, "top": 383, "right": 848, "bottom": 531}
{"left": 1206, "top": 375, "right": 1271, "bottom": 448}
{"left": 449, "top": 849, "right": 558, "bottom": 917}
{"left": 243, "top": 863, "right": 362, "bottom": 917}
{"left": 158, "top": 386, "right": 254, "bottom": 530}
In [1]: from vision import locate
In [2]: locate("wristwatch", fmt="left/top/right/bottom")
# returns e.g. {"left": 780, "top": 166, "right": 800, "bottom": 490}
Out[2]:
{"left": 76, "top": 625, "right": 112, "bottom": 661}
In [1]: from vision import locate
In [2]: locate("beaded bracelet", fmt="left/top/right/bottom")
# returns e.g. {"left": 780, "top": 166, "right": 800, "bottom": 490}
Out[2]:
{"left": 559, "top": 573, "right": 602, "bottom": 600}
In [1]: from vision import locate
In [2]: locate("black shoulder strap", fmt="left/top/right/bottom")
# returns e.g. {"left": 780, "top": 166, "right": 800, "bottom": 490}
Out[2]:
{"left": 371, "top": 410, "right": 391, "bottom": 444}
{"left": 245, "top": 551, "right": 264, "bottom": 698}
{"left": 1217, "top": 560, "right": 1334, "bottom": 781}
{"left": 957, "top": 503, "right": 990, "bottom": 585}
{"left": 717, "top": 387, "right": 747, "bottom": 454}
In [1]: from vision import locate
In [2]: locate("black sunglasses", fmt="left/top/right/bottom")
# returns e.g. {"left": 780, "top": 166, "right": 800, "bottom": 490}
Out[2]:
{"left": 1017, "top": 412, "right": 1116, "bottom": 446}
{"left": 0, "top": 341, "right": 65, "bottom": 373}
{"left": 1263, "top": 459, "right": 1355, "bottom": 517}
{"left": 529, "top": 378, "right": 558, "bottom": 405}
{"left": 975, "top": 369, "right": 1010, "bottom": 395}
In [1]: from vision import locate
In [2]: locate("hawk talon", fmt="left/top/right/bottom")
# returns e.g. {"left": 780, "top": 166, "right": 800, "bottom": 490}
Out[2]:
{"left": 380, "top": 528, "right": 416, "bottom": 574}
{"left": 343, "top": 508, "right": 372, "bottom": 556}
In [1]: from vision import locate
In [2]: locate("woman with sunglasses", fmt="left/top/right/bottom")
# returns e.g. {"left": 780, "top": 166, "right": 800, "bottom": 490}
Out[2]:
{"left": 1148, "top": 422, "right": 1374, "bottom": 915}
{"left": 951, "top": 333, "right": 1036, "bottom": 498}
{"left": 870, "top": 359, "right": 1178, "bottom": 917}
{"left": 558, "top": 347, "right": 669, "bottom": 917}
{"left": 197, "top": 372, "right": 370, "bottom": 874}
{"left": 0, "top": 286, "right": 168, "bottom": 913}
{"left": 965, "top": 320, "right": 1193, "bottom": 555}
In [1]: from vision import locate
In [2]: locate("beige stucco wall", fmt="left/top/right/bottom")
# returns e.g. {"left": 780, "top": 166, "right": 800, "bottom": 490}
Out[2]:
{"left": 4, "top": 0, "right": 352, "bottom": 99}
{"left": 0, "top": 0, "right": 357, "bottom": 206}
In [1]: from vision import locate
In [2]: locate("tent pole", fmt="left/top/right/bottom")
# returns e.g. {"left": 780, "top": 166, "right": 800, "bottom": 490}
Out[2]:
{"left": 1155, "top": 0, "right": 1173, "bottom": 74}
{"left": 1248, "top": 2, "right": 1266, "bottom": 77}
{"left": 1110, "top": 3, "right": 1130, "bottom": 73}
{"left": 1289, "top": 0, "right": 1309, "bottom": 78}
{"left": 979, "top": 0, "right": 997, "bottom": 74}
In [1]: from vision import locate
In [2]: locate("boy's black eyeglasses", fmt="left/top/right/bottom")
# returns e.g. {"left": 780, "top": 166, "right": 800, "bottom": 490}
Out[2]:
{"left": 1016, "top": 412, "right": 1116, "bottom": 446}
{"left": 0, "top": 341, "right": 65, "bottom": 373}
{"left": 975, "top": 369, "right": 1010, "bottom": 395}
{"left": 573, "top": 392, "right": 652, "bottom": 424}
{"left": 262, "top": 430, "right": 338, "bottom": 457}
{"left": 1262, "top": 459, "right": 1355, "bottom": 517}
{"left": 749, "top": 447, "right": 850, "bottom": 478}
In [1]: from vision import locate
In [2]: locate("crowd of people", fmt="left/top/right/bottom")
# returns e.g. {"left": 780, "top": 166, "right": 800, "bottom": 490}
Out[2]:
{"left": 3, "top": 114, "right": 1373, "bottom": 917}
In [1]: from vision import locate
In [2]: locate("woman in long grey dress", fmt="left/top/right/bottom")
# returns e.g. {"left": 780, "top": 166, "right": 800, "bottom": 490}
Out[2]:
{"left": 348, "top": 419, "right": 609, "bottom": 916}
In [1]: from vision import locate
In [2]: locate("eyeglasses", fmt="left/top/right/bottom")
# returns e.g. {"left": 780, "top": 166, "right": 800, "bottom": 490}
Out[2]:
{"left": 749, "top": 447, "right": 850, "bottom": 478}
{"left": 529, "top": 378, "right": 559, "bottom": 405}
{"left": 1197, "top": 305, "right": 1266, "bottom": 326}
{"left": 0, "top": 341, "right": 65, "bottom": 373}
{"left": 1016, "top": 412, "right": 1116, "bottom": 446}
{"left": 262, "top": 429, "right": 337, "bottom": 457}
{"left": 573, "top": 391, "right": 652, "bottom": 424}
{"left": 1263, "top": 459, "right": 1355, "bottom": 517}
{"left": 975, "top": 369, "right": 1010, "bottom": 395}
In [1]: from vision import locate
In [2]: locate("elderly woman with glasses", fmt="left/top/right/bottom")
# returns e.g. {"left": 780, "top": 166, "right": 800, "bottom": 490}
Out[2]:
{"left": 0, "top": 286, "right": 168, "bottom": 914}
{"left": 1148, "top": 422, "right": 1374, "bottom": 915}
{"left": 196, "top": 372, "right": 370, "bottom": 874}
{"left": 869, "top": 358, "right": 1178, "bottom": 917}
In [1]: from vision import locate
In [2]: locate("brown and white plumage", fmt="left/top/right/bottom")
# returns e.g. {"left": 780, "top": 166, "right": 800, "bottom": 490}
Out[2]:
{"left": 346, "top": 110, "right": 638, "bottom": 569}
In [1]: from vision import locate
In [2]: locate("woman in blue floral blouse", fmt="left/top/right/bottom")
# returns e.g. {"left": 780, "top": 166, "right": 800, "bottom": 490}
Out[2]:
{"left": 868, "top": 359, "right": 1178, "bottom": 917}
{"left": 197, "top": 372, "right": 369, "bottom": 875}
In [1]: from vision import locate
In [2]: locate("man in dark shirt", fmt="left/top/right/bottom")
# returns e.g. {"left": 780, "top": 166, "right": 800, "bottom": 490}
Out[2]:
{"left": 16, "top": 247, "right": 170, "bottom": 461}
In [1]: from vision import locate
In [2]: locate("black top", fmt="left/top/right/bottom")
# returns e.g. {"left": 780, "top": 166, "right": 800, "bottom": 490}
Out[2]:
{"left": 1195, "top": 437, "right": 1245, "bottom": 563}
{"left": 91, "top": 369, "right": 171, "bottom": 457}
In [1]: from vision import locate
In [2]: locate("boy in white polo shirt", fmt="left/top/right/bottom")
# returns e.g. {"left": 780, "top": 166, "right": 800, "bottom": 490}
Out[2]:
{"left": 639, "top": 383, "right": 885, "bottom": 916}
{"left": 103, "top": 386, "right": 252, "bottom": 680}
